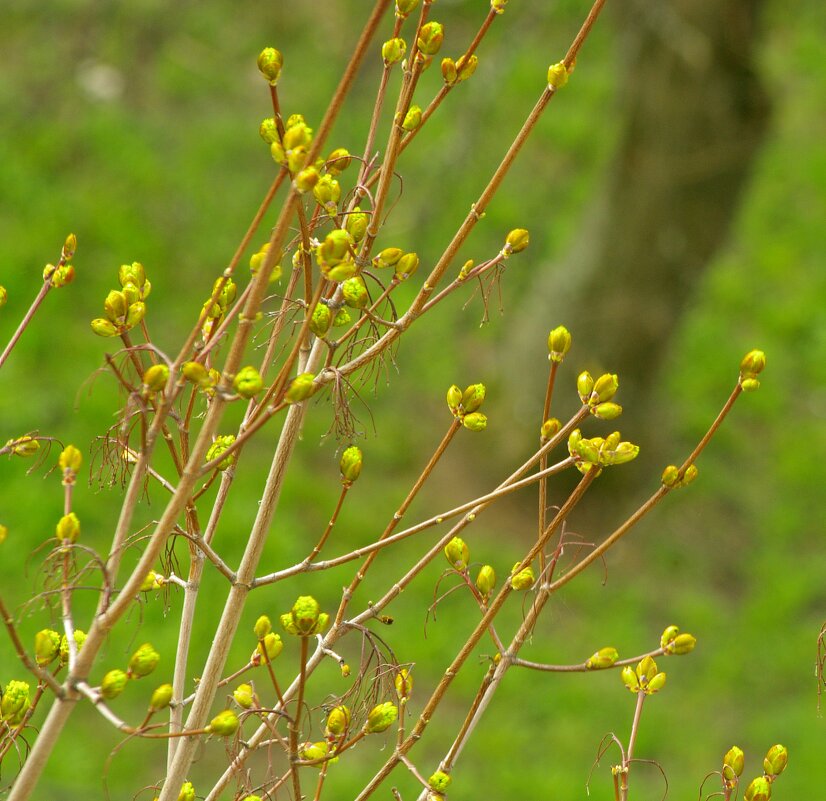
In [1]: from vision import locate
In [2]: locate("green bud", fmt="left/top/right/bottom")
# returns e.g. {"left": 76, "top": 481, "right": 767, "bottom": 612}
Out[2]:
{"left": 63, "top": 233, "right": 78, "bottom": 260}
{"left": 51, "top": 264, "right": 75, "bottom": 288}
{"left": 668, "top": 633, "right": 697, "bottom": 656}
{"left": 401, "top": 105, "right": 422, "bottom": 132}
{"left": 101, "top": 668, "right": 129, "bottom": 700}
{"left": 333, "top": 308, "right": 351, "bottom": 327}
{"left": 475, "top": 565, "right": 496, "bottom": 597}
{"left": 34, "top": 629, "right": 61, "bottom": 666}
{"left": 723, "top": 746, "right": 745, "bottom": 781}
{"left": 620, "top": 665, "right": 639, "bottom": 692}
{"left": 661, "top": 465, "right": 680, "bottom": 487}
{"left": 636, "top": 655, "right": 657, "bottom": 683}
{"left": 142, "top": 364, "right": 170, "bottom": 392}
{"left": 646, "top": 671, "right": 667, "bottom": 693}
{"left": 592, "top": 402, "right": 622, "bottom": 420}
{"left": 456, "top": 53, "right": 478, "bottom": 81}
{"left": 56, "top": 512, "right": 80, "bottom": 543}
{"left": 547, "top": 61, "right": 569, "bottom": 90}
{"left": 284, "top": 372, "right": 315, "bottom": 403}
{"left": 577, "top": 371, "right": 594, "bottom": 403}
{"left": 504, "top": 228, "right": 529, "bottom": 255}
{"left": 446, "top": 384, "right": 463, "bottom": 415}
{"left": 309, "top": 303, "right": 333, "bottom": 337}
{"left": 763, "top": 744, "right": 788, "bottom": 777}
{"left": 541, "top": 418, "right": 561, "bottom": 440}
{"left": 428, "top": 771, "right": 452, "bottom": 793}
{"left": 395, "top": 252, "right": 420, "bottom": 281}
{"left": 208, "top": 709, "right": 239, "bottom": 736}
{"left": 395, "top": 669, "right": 413, "bottom": 700}
{"left": 58, "top": 445, "right": 82, "bottom": 476}
{"left": 313, "top": 174, "right": 341, "bottom": 209}
{"left": 325, "top": 147, "right": 352, "bottom": 175}
{"left": 182, "top": 361, "right": 212, "bottom": 388}
{"left": 149, "top": 683, "right": 173, "bottom": 711}
{"left": 205, "top": 435, "right": 236, "bottom": 471}
{"left": 342, "top": 276, "right": 369, "bottom": 309}
{"left": 740, "top": 377, "right": 760, "bottom": 392}
{"left": 178, "top": 782, "right": 196, "bottom": 801}
{"left": 365, "top": 701, "right": 398, "bottom": 734}
{"left": 254, "top": 615, "right": 272, "bottom": 639}
{"left": 1, "top": 680, "right": 31, "bottom": 724}
{"left": 128, "top": 643, "right": 160, "bottom": 679}
{"left": 417, "top": 22, "right": 444, "bottom": 56}
{"left": 283, "top": 122, "right": 313, "bottom": 151}
{"left": 510, "top": 562, "right": 535, "bottom": 591}
{"left": 462, "top": 412, "right": 487, "bottom": 432}
{"left": 233, "top": 366, "right": 264, "bottom": 398}
{"left": 740, "top": 349, "right": 766, "bottom": 376}
{"left": 124, "top": 301, "right": 146, "bottom": 329}
{"left": 270, "top": 139, "right": 286, "bottom": 165}
{"left": 382, "top": 37, "right": 407, "bottom": 65}
{"left": 344, "top": 208, "right": 368, "bottom": 242}
{"left": 256, "top": 632, "right": 283, "bottom": 663}
{"left": 660, "top": 625, "right": 680, "bottom": 649}
{"left": 586, "top": 647, "right": 619, "bottom": 670}
{"left": 104, "top": 289, "right": 128, "bottom": 323}
{"left": 340, "top": 445, "right": 363, "bottom": 483}
{"left": 281, "top": 595, "right": 329, "bottom": 637}
{"left": 491, "top": 0, "right": 508, "bottom": 14}
{"left": 547, "top": 325, "right": 572, "bottom": 363}
{"left": 294, "top": 166, "right": 319, "bottom": 194}
{"left": 395, "top": 0, "right": 419, "bottom": 18}
{"left": 592, "top": 373, "right": 619, "bottom": 404}
{"left": 58, "top": 630, "right": 85, "bottom": 666}
{"left": 259, "top": 117, "right": 279, "bottom": 144}
{"left": 257, "top": 47, "right": 283, "bottom": 85}
{"left": 0, "top": 286, "right": 6, "bottom": 306}
{"left": 91, "top": 317, "right": 119, "bottom": 337}
{"left": 441, "top": 57, "right": 458, "bottom": 85}
{"left": 744, "top": 776, "right": 771, "bottom": 801}
{"left": 119, "top": 261, "right": 148, "bottom": 292}
{"left": 234, "top": 683, "right": 254, "bottom": 709}
{"left": 325, "top": 705, "right": 350, "bottom": 736}
{"left": 373, "top": 247, "right": 404, "bottom": 269}
{"left": 444, "top": 536, "right": 469, "bottom": 570}
{"left": 607, "top": 441, "right": 639, "bottom": 466}
{"left": 461, "top": 383, "right": 486, "bottom": 413}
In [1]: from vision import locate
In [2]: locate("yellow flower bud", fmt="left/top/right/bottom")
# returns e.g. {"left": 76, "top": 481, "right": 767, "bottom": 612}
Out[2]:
{"left": 340, "top": 445, "right": 363, "bottom": 483}
{"left": 428, "top": 771, "right": 452, "bottom": 793}
{"left": 462, "top": 412, "right": 487, "bottom": 432}
{"left": 743, "top": 776, "right": 771, "bottom": 801}
{"left": 547, "top": 61, "right": 569, "bottom": 90}
{"left": 547, "top": 325, "right": 572, "bottom": 363}
{"left": 233, "top": 366, "right": 264, "bottom": 398}
{"left": 325, "top": 705, "right": 350, "bottom": 736}
{"left": 128, "top": 643, "right": 160, "bottom": 679}
{"left": 504, "top": 228, "right": 529, "bottom": 255}
{"left": 309, "top": 303, "right": 333, "bottom": 337}
{"left": 382, "top": 37, "right": 407, "bottom": 65}
{"left": 178, "top": 782, "right": 196, "bottom": 801}
{"left": 417, "top": 22, "right": 444, "bottom": 56}
{"left": 585, "top": 647, "right": 619, "bottom": 670}
{"left": 284, "top": 372, "right": 315, "bottom": 403}
{"left": 395, "top": 668, "right": 414, "bottom": 701}
{"left": 90, "top": 318, "right": 119, "bottom": 337}
{"left": 401, "top": 105, "right": 422, "bottom": 132}
{"left": 510, "top": 562, "right": 535, "bottom": 591}
{"left": 142, "top": 364, "right": 170, "bottom": 392}
{"left": 541, "top": 418, "right": 561, "bottom": 440}
{"left": 234, "top": 683, "right": 254, "bottom": 709}
{"left": 475, "top": 565, "right": 496, "bottom": 597}
{"left": 723, "top": 746, "right": 745, "bottom": 782}
{"left": 325, "top": 147, "right": 352, "bottom": 175}
{"left": 208, "top": 709, "right": 239, "bottom": 737}
{"left": 365, "top": 701, "right": 398, "bottom": 734}
{"left": 254, "top": 615, "right": 272, "bottom": 639}
{"left": 444, "top": 536, "right": 469, "bottom": 570}
{"left": 281, "top": 596, "right": 329, "bottom": 637}
{"left": 342, "top": 276, "right": 369, "bottom": 309}
{"left": 763, "top": 743, "right": 788, "bottom": 777}
{"left": 149, "top": 683, "right": 173, "bottom": 711}
{"left": 256, "top": 632, "right": 283, "bottom": 663}
{"left": 56, "top": 512, "right": 80, "bottom": 543}
{"left": 58, "top": 444, "right": 82, "bottom": 474}
{"left": 34, "top": 629, "right": 61, "bottom": 666}
{"left": 257, "top": 47, "right": 283, "bottom": 85}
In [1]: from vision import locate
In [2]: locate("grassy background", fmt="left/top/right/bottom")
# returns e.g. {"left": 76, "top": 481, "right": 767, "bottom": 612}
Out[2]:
{"left": 1, "top": 1, "right": 824, "bottom": 798}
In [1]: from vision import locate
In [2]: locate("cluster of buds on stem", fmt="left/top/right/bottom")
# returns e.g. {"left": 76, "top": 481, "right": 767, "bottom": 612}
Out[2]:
{"left": 280, "top": 596, "right": 329, "bottom": 637}
{"left": 252, "top": 615, "right": 283, "bottom": 664}
{"left": 446, "top": 382, "right": 488, "bottom": 432}
{"left": 372, "top": 247, "right": 420, "bottom": 282}
{"left": 442, "top": 52, "right": 479, "bottom": 86}
{"left": 3, "top": 435, "right": 40, "bottom": 457}
{"left": 58, "top": 444, "right": 82, "bottom": 486}
{"left": 722, "top": 743, "right": 788, "bottom": 801}
{"left": 200, "top": 276, "right": 237, "bottom": 340}
{"left": 739, "top": 349, "right": 766, "bottom": 392}
{"left": 0, "top": 680, "right": 31, "bottom": 726}
{"left": 270, "top": 113, "right": 314, "bottom": 175}
{"left": 659, "top": 625, "right": 697, "bottom": 655}
{"left": 567, "top": 429, "right": 639, "bottom": 475}
{"left": 249, "top": 242, "right": 284, "bottom": 285}
{"left": 621, "top": 655, "right": 666, "bottom": 695}
{"left": 501, "top": 228, "right": 530, "bottom": 259}
{"left": 576, "top": 370, "right": 622, "bottom": 420}
{"left": 90, "top": 263, "right": 149, "bottom": 337}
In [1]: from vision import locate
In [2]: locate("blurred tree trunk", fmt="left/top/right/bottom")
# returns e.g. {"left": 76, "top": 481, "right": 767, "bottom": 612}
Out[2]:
{"left": 508, "top": 0, "right": 769, "bottom": 462}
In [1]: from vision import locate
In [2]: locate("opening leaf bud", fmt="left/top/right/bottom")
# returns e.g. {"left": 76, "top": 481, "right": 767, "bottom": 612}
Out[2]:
{"left": 208, "top": 709, "right": 239, "bottom": 737}
{"left": 91, "top": 318, "right": 118, "bottom": 337}
{"left": 668, "top": 633, "right": 697, "bottom": 655}
{"left": 646, "top": 671, "right": 667, "bottom": 693}
{"left": 259, "top": 117, "right": 279, "bottom": 144}
{"left": 257, "top": 47, "right": 283, "bottom": 85}
{"left": 149, "top": 683, "right": 173, "bottom": 711}
{"left": 281, "top": 595, "right": 329, "bottom": 636}
{"left": 342, "top": 276, "right": 369, "bottom": 309}
{"left": 234, "top": 683, "right": 254, "bottom": 709}
{"left": 382, "top": 37, "right": 407, "bottom": 65}
{"left": 51, "top": 264, "right": 75, "bottom": 288}
{"left": 128, "top": 643, "right": 160, "bottom": 679}
{"left": 491, "top": 0, "right": 508, "bottom": 14}
{"left": 313, "top": 174, "right": 341, "bottom": 209}
{"left": 59, "top": 444, "right": 83, "bottom": 474}
{"left": 58, "top": 630, "right": 86, "bottom": 666}
{"left": 63, "top": 233, "right": 78, "bottom": 259}
{"left": 446, "top": 384, "right": 463, "bottom": 415}
{"left": 284, "top": 372, "right": 315, "bottom": 403}
{"left": 621, "top": 665, "right": 639, "bottom": 692}
{"left": 344, "top": 207, "right": 368, "bottom": 241}
{"left": 254, "top": 615, "right": 272, "bottom": 639}
{"left": 373, "top": 247, "right": 404, "bottom": 269}
{"left": 441, "top": 57, "right": 457, "bottom": 85}
{"left": 340, "top": 445, "right": 363, "bottom": 484}
{"left": 56, "top": 512, "right": 80, "bottom": 543}
{"left": 205, "top": 435, "right": 236, "bottom": 471}
{"left": 428, "top": 772, "right": 452, "bottom": 793}
{"left": 0, "top": 680, "right": 31, "bottom": 724}
{"left": 475, "top": 565, "right": 496, "bottom": 597}
{"left": 365, "top": 701, "right": 398, "bottom": 733}
{"left": 417, "top": 22, "right": 444, "bottom": 56}
{"left": 586, "top": 647, "right": 619, "bottom": 670}
{"left": 309, "top": 303, "right": 333, "bottom": 337}
{"left": 444, "top": 536, "right": 469, "bottom": 570}
{"left": 461, "top": 383, "right": 486, "bottom": 413}
{"left": 233, "top": 366, "right": 264, "bottom": 398}
{"left": 592, "top": 373, "right": 619, "bottom": 403}
{"left": 178, "top": 782, "right": 196, "bottom": 801}
{"left": 101, "top": 668, "right": 128, "bottom": 700}
{"left": 396, "top": 0, "right": 420, "bottom": 18}
{"left": 510, "top": 562, "right": 535, "bottom": 591}
{"left": 592, "top": 402, "right": 622, "bottom": 420}
{"left": 740, "top": 349, "right": 766, "bottom": 376}
{"left": 141, "top": 364, "right": 169, "bottom": 393}
{"left": 256, "top": 632, "right": 283, "bottom": 663}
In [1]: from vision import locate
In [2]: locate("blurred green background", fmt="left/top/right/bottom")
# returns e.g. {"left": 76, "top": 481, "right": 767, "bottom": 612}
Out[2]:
{"left": 1, "top": 0, "right": 824, "bottom": 798}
